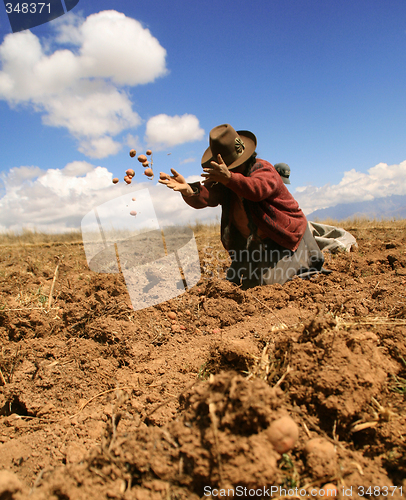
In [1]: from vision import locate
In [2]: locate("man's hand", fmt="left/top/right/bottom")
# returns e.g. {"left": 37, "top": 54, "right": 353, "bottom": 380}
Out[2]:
{"left": 201, "top": 154, "right": 231, "bottom": 185}
{"left": 159, "top": 168, "right": 195, "bottom": 196}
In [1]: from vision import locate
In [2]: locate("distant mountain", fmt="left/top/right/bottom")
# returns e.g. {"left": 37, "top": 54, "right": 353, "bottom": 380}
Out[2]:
{"left": 307, "top": 194, "right": 406, "bottom": 221}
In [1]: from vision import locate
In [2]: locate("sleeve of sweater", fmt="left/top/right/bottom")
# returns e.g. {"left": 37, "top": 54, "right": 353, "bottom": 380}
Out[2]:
{"left": 226, "top": 161, "right": 281, "bottom": 201}
{"left": 181, "top": 181, "right": 223, "bottom": 209}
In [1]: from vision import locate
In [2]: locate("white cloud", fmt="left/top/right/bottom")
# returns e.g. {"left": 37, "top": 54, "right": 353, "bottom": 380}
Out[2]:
{"left": 77, "top": 11, "right": 168, "bottom": 86}
{"left": 185, "top": 174, "right": 202, "bottom": 184}
{"left": 3, "top": 166, "right": 44, "bottom": 184}
{"left": 0, "top": 163, "right": 219, "bottom": 234}
{"left": 180, "top": 157, "right": 197, "bottom": 165}
{"left": 61, "top": 161, "right": 95, "bottom": 176}
{"left": 294, "top": 160, "right": 406, "bottom": 215}
{"left": 124, "top": 134, "right": 142, "bottom": 150}
{"left": 145, "top": 114, "right": 205, "bottom": 149}
{"left": 78, "top": 136, "right": 123, "bottom": 159}
{"left": 0, "top": 10, "right": 167, "bottom": 159}
{"left": 149, "top": 184, "right": 220, "bottom": 227}
{"left": 0, "top": 164, "right": 116, "bottom": 232}
{"left": 40, "top": 83, "right": 141, "bottom": 137}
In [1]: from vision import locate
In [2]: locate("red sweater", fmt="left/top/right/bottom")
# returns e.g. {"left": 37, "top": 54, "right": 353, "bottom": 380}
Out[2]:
{"left": 183, "top": 159, "right": 307, "bottom": 251}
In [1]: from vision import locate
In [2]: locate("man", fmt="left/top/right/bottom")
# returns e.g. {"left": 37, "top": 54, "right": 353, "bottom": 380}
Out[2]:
{"left": 159, "top": 124, "right": 325, "bottom": 289}
{"left": 274, "top": 163, "right": 291, "bottom": 185}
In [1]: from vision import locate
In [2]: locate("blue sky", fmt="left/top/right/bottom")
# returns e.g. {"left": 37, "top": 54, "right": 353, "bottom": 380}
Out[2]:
{"left": 0, "top": 0, "right": 406, "bottom": 232}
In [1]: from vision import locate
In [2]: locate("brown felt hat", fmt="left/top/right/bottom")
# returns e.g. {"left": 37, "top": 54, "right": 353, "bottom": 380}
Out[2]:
{"left": 201, "top": 124, "right": 257, "bottom": 170}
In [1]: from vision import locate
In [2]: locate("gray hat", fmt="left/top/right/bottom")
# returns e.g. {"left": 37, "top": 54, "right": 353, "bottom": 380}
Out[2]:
{"left": 274, "top": 163, "right": 291, "bottom": 184}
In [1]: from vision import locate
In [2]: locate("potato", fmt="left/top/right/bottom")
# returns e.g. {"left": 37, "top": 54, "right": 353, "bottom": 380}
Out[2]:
{"left": 146, "top": 149, "right": 152, "bottom": 155}
{"left": 142, "top": 161, "right": 149, "bottom": 167}
{"left": 112, "top": 178, "right": 119, "bottom": 184}
{"left": 129, "top": 149, "right": 136, "bottom": 157}
{"left": 124, "top": 176, "right": 132, "bottom": 184}
{"left": 138, "top": 154, "right": 147, "bottom": 163}
{"left": 304, "top": 438, "right": 336, "bottom": 479}
{"left": 126, "top": 169, "right": 135, "bottom": 177}
{"left": 320, "top": 484, "right": 338, "bottom": 499}
{"left": 304, "top": 438, "right": 335, "bottom": 458}
{"left": 267, "top": 415, "right": 299, "bottom": 454}
{"left": 132, "top": 197, "right": 136, "bottom": 201}
{"left": 144, "top": 168, "right": 154, "bottom": 178}
{"left": 130, "top": 210, "right": 137, "bottom": 216}
{"left": 168, "top": 311, "right": 177, "bottom": 320}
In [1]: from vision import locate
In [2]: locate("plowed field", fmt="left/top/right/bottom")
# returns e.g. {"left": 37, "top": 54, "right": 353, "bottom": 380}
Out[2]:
{"left": 0, "top": 222, "right": 405, "bottom": 499}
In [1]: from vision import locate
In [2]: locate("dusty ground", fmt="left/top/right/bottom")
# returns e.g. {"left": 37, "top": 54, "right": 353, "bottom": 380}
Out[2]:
{"left": 0, "top": 222, "right": 405, "bottom": 499}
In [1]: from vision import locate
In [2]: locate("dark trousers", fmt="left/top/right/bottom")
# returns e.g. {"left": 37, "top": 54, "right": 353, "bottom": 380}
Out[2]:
{"left": 226, "top": 226, "right": 324, "bottom": 289}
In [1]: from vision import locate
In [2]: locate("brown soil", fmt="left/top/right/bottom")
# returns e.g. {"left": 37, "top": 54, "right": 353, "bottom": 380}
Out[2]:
{"left": 0, "top": 224, "right": 405, "bottom": 499}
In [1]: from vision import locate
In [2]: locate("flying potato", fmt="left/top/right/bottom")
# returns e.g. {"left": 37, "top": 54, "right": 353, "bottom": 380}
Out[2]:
{"left": 138, "top": 154, "right": 147, "bottom": 163}
{"left": 112, "top": 178, "right": 119, "bottom": 184}
{"left": 129, "top": 149, "right": 136, "bottom": 157}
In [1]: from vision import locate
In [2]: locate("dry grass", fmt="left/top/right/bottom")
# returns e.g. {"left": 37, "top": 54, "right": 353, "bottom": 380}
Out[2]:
{"left": 1, "top": 218, "right": 405, "bottom": 248}
{"left": 313, "top": 216, "right": 406, "bottom": 231}
{"left": 0, "top": 228, "right": 82, "bottom": 247}
{"left": 188, "top": 219, "right": 221, "bottom": 239}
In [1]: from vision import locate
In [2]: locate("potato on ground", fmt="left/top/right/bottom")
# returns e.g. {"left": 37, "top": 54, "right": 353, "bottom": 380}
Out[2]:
{"left": 304, "top": 437, "right": 337, "bottom": 479}
{"left": 320, "top": 484, "right": 338, "bottom": 498}
{"left": 266, "top": 415, "right": 299, "bottom": 454}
